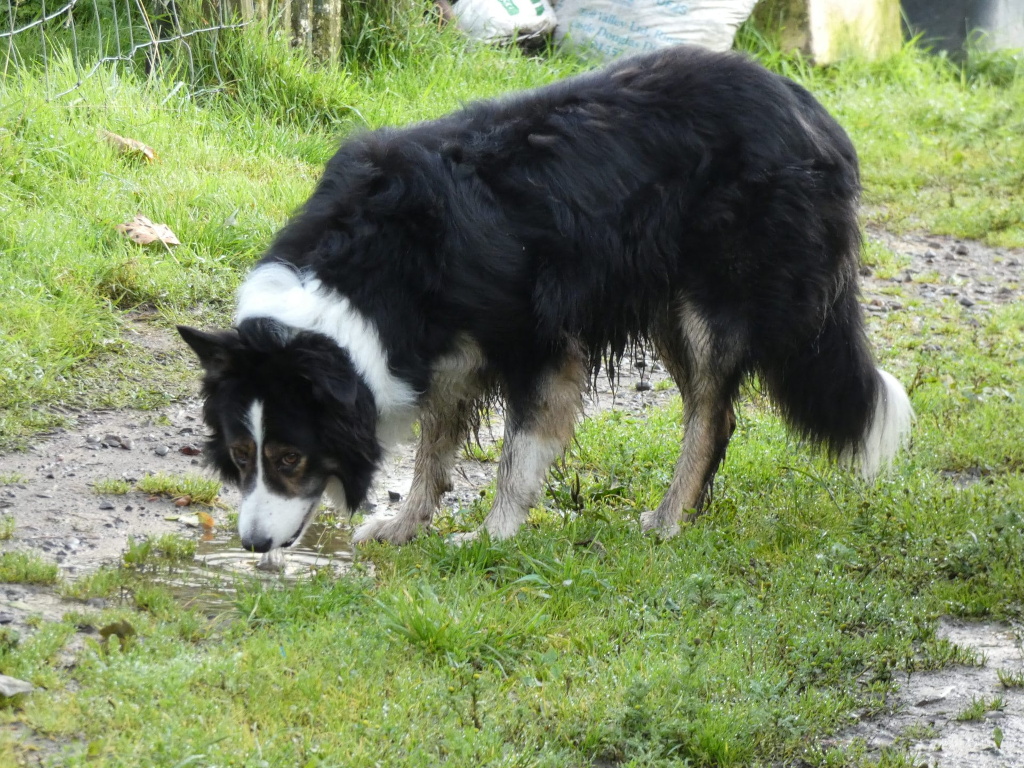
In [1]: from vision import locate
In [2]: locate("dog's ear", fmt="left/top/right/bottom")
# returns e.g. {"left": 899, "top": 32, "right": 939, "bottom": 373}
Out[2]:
{"left": 177, "top": 326, "right": 239, "bottom": 378}
{"left": 305, "top": 363, "right": 359, "bottom": 407}
{"left": 294, "top": 347, "right": 359, "bottom": 407}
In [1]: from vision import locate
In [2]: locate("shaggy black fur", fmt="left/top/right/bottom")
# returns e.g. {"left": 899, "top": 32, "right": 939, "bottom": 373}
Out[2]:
{"left": 180, "top": 44, "right": 891, "bottom": 548}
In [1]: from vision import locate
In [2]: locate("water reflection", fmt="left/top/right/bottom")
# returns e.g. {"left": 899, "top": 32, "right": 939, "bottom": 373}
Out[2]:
{"left": 160, "top": 520, "right": 355, "bottom": 612}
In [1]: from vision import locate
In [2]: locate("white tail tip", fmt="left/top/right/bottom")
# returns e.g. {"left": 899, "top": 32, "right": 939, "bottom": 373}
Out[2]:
{"left": 859, "top": 368, "right": 914, "bottom": 480}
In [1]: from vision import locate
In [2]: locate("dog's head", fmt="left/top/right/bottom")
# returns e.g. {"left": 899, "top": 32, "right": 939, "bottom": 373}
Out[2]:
{"left": 177, "top": 319, "right": 380, "bottom": 552}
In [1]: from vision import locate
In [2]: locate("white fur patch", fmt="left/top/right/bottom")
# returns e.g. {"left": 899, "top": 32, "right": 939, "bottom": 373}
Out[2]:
{"left": 235, "top": 263, "right": 418, "bottom": 444}
{"left": 858, "top": 368, "right": 914, "bottom": 480}
{"left": 238, "top": 400, "right": 319, "bottom": 550}
{"left": 484, "top": 433, "right": 564, "bottom": 540}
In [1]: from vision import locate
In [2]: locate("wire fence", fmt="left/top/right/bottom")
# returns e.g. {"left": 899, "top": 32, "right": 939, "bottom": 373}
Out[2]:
{"left": 1, "top": 0, "right": 249, "bottom": 98}
{"left": 0, "top": 0, "right": 360, "bottom": 99}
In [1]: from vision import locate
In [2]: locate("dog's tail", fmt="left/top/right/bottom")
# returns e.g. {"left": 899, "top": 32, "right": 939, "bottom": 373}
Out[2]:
{"left": 757, "top": 286, "right": 913, "bottom": 480}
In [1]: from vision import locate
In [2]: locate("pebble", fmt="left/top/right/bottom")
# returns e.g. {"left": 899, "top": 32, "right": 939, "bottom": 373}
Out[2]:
{"left": 154, "top": 446, "right": 169, "bottom": 457}
{"left": 959, "top": 297, "right": 975, "bottom": 308}
{"left": 388, "top": 490, "right": 402, "bottom": 502}
{"left": 98, "top": 501, "right": 115, "bottom": 510}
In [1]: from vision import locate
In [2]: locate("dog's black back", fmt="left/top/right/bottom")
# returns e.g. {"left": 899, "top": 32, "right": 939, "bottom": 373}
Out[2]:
{"left": 181, "top": 46, "right": 911, "bottom": 551}
{"left": 267, "top": 47, "right": 863, "bottom": 433}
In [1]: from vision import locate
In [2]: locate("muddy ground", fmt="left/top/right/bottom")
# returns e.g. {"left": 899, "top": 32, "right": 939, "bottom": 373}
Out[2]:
{"left": 1, "top": 230, "right": 1021, "bottom": 765}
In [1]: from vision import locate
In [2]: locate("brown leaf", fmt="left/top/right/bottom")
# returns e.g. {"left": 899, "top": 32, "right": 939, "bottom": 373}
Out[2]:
{"left": 196, "top": 511, "right": 215, "bottom": 530}
{"left": 173, "top": 495, "right": 192, "bottom": 507}
{"left": 116, "top": 215, "right": 180, "bottom": 247}
{"left": 102, "top": 130, "right": 158, "bottom": 162}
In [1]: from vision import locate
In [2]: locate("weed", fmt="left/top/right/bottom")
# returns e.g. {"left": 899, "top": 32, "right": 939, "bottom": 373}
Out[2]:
{"left": 0, "top": 551, "right": 59, "bottom": 585}
{"left": 956, "top": 695, "right": 1004, "bottom": 722}
{"left": 0, "top": 516, "right": 14, "bottom": 541}
{"left": 462, "top": 439, "right": 503, "bottom": 463}
{"left": 135, "top": 473, "right": 222, "bottom": 506}
{"left": 92, "top": 478, "right": 132, "bottom": 495}
{"left": 59, "top": 566, "right": 132, "bottom": 601}
{"left": 997, "top": 668, "right": 1024, "bottom": 689}
{"left": 123, "top": 534, "right": 197, "bottom": 570}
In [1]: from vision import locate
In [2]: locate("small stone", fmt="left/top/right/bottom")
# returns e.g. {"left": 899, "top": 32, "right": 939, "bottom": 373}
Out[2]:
{"left": 98, "top": 500, "right": 115, "bottom": 511}
{"left": 388, "top": 490, "right": 402, "bottom": 502}
{"left": 102, "top": 434, "right": 122, "bottom": 447}
{"left": 120, "top": 438, "right": 134, "bottom": 451}
{"left": 0, "top": 674, "right": 34, "bottom": 698}
{"left": 635, "top": 381, "right": 652, "bottom": 392}
{"left": 180, "top": 445, "right": 202, "bottom": 456}
{"left": 154, "top": 446, "right": 169, "bottom": 457}
{"left": 959, "top": 297, "right": 975, "bottom": 308}
{"left": 85, "top": 435, "right": 101, "bottom": 445}
{"left": 955, "top": 243, "right": 969, "bottom": 255}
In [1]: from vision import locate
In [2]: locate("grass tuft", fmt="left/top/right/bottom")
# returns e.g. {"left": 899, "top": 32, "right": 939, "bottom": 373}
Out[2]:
{"left": 135, "top": 473, "right": 222, "bottom": 505}
{"left": 0, "top": 551, "right": 59, "bottom": 585}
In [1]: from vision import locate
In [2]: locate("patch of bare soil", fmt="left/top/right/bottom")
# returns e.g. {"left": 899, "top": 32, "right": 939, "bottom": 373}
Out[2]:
{"left": 861, "top": 229, "right": 1021, "bottom": 312}
{"left": 830, "top": 618, "right": 1024, "bottom": 767}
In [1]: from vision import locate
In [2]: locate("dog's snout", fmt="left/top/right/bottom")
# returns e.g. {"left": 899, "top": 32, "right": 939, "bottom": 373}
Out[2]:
{"left": 241, "top": 532, "right": 274, "bottom": 553}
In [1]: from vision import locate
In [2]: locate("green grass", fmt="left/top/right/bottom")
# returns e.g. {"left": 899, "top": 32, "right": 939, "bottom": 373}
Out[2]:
{"left": 0, "top": 516, "right": 14, "bottom": 541}
{"left": 956, "top": 695, "right": 1003, "bottom": 722}
{"left": 123, "top": 534, "right": 198, "bottom": 569}
{"left": 0, "top": 298, "right": 1019, "bottom": 766}
{"left": 134, "top": 473, "right": 222, "bottom": 506}
{"left": 92, "top": 478, "right": 133, "bottom": 496}
{"left": 0, "top": 550, "right": 59, "bottom": 585}
{"left": 1, "top": 17, "right": 1024, "bottom": 768}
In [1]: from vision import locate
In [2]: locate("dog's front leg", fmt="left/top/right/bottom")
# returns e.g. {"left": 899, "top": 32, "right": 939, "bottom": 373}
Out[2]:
{"left": 456, "top": 355, "right": 584, "bottom": 543}
{"left": 354, "top": 398, "right": 474, "bottom": 545}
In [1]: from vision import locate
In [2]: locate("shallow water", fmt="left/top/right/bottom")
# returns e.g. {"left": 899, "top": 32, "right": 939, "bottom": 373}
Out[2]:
{"left": 159, "top": 521, "right": 356, "bottom": 612}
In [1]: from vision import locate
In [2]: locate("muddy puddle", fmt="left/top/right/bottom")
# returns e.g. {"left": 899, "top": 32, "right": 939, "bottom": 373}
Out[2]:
{"left": 158, "top": 520, "right": 357, "bottom": 613}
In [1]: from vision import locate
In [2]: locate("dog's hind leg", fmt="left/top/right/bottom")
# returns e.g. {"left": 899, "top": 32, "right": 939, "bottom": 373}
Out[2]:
{"left": 354, "top": 340, "right": 485, "bottom": 545}
{"left": 463, "top": 352, "right": 586, "bottom": 542}
{"left": 641, "top": 299, "right": 745, "bottom": 539}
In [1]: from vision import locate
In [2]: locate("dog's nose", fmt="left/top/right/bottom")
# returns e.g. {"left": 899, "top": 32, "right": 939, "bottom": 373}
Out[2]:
{"left": 241, "top": 533, "right": 274, "bottom": 553}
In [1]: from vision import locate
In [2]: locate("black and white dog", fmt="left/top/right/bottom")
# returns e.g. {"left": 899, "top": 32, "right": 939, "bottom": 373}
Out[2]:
{"left": 178, "top": 45, "right": 912, "bottom": 553}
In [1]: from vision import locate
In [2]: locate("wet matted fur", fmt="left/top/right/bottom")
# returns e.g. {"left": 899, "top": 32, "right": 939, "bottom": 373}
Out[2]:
{"left": 178, "top": 45, "right": 912, "bottom": 552}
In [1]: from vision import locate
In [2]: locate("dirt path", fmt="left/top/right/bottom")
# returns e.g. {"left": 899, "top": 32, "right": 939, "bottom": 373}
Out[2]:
{"left": 1, "top": 231, "right": 1022, "bottom": 765}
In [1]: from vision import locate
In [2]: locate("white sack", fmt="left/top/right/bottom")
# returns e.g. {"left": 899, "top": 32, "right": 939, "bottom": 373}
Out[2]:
{"left": 454, "top": 0, "right": 558, "bottom": 43}
{"left": 555, "top": 0, "right": 759, "bottom": 59}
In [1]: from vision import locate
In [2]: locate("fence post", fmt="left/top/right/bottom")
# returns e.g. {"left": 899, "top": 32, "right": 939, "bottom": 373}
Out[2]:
{"left": 311, "top": 0, "right": 341, "bottom": 61}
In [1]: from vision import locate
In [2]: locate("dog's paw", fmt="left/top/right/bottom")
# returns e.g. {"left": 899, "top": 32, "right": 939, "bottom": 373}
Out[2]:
{"left": 352, "top": 514, "right": 422, "bottom": 546}
{"left": 640, "top": 510, "right": 681, "bottom": 540}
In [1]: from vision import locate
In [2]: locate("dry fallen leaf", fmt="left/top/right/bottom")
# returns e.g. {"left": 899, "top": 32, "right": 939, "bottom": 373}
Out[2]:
{"left": 116, "top": 215, "right": 180, "bottom": 247}
{"left": 102, "top": 130, "right": 158, "bottom": 162}
{"left": 197, "top": 511, "right": 215, "bottom": 530}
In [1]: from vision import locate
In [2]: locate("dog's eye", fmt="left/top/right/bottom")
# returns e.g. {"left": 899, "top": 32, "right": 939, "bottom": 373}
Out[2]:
{"left": 281, "top": 452, "right": 301, "bottom": 467}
